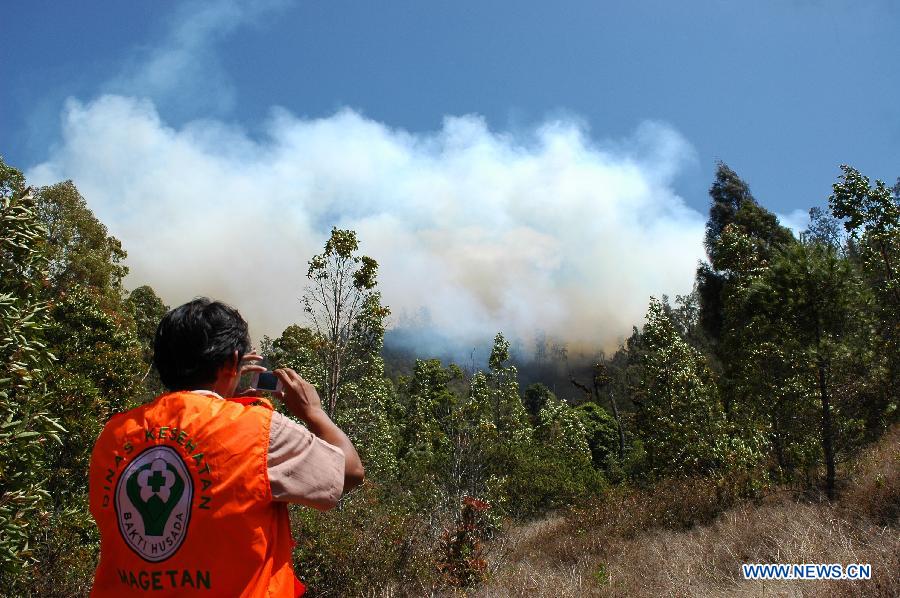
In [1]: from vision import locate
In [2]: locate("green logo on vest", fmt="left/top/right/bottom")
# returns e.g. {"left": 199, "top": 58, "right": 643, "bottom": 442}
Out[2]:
{"left": 126, "top": 458, "right": 185, "bottom": 535}
{"left": 116, "top": 446, "right": 193, "bottom": 562}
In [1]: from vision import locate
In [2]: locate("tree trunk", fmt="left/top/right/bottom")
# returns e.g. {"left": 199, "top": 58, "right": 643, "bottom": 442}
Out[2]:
{"left": 604, "top": 385, "right": 626, "bottom": 461}
{"left": 770, "top": 407, "right": 786, "bottom": 479}
{"left": 817, "top": 358, "right": 836, "bottom": 499}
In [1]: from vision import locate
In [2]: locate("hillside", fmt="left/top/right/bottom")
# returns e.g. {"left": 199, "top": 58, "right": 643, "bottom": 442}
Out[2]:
{"left": 479, "top": 426, "right": 899, "bottom": 597}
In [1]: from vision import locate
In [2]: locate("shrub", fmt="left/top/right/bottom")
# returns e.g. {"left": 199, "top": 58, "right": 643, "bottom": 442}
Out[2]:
{"left": 437, "top": 496, "right": 495, "bottom": 588}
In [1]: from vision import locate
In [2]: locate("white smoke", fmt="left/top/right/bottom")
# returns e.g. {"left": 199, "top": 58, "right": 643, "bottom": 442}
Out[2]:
{"left": 28, "top": 96, "right": 705, "bottom": 353}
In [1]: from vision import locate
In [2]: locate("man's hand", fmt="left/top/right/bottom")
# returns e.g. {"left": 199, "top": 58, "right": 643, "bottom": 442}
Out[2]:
{"left": 272, "top": 368, "right": 325, "bottom": 425}
{"left": 234, "top": 352, "right": 267, "bottom": 398}
{"left": 271, "top": 368, "right": 365, "bottom": 494}
{"left": 240, "top": 352, "right": 267, "bottom": 376}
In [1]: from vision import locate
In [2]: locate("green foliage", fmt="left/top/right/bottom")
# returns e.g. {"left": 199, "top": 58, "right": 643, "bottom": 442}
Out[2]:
{"left": 42, "top": 288, "right": 145, "bottom": 499}
{"left": 704, "top": 162, "right": 756, "bottom": 255}
{"left": 303, "top": 227, "right": 389, "bottom": 418}
{"left": 702, "top": 166, "right": 895, "bottom": 496}
{"left": 631, "top": 298, "right": 730, "bottom": 479}
{"left": 704, "top": 163, "right": 794, "bottom": 274}
{"left": 35, "top": 181, "right": 128, "bottom": 307}
{"left": 265, "top": 325, "right": 323, "bottom": 383}
{"left": 522, "top": 382, "right": 553, "bottom": 420}
{"left": 125, "top": 285, "right": 168, "bottom": 356}
{"left": 0, "top": 154, "right": 896, "bottom": 595}
{"left": 830, "top": 166, "right": 900, "bottom": 245}
{"left": 0, "top": 159, "right": 153, "bottom": 592}
{"left": 397, "top": 354, "right": 504, "bottom": 507}
{"left": 698, "top": 163, "right": 794, "bottom": 346}
{"left": 125, "top": 285, "right": 169, "bottom": 399}
{"left": 290, "top": 485, "right": 440, "bottom": 597}
{"left": 593, "top": 563, "right": 609, "bottom": 587}
{"left": 398, "top": 359, "right": 456, "bottom": 472}
{"left": 492, "top": 441, "right": 605, "bottom": 518}
{"left": 279, "top": 232, "right": 398, "bottom": 480}
{"left": 335, "top": 373, "right": 399, "bottom": 481}
{"left": 393, "top": 336, "right": 601, "bottom": 525}
{"left": 830, "top": 165, "right": 900, "bottom": 432}
{"left": 536, "top": 396, "right": 591, "bottom": 465}
{"left": 481, "top": 333, "right": 531, "bottom": 443}
{"left": 738, "top": 239, "right": 874, "bottom": 494}
{"left": 0, "top": 158, "right": 64, "bottom": 588}
{"left": 269, "top": 318, "right": 400, "bottom": 481}
{"left": 576, "top": 402, "right": 620, "bottom": 470}
{"left": 805, "top": 206, "right": 843, "bottom": 249}
{"left": 24, "top": 286, "right": 146, "bottom": 593}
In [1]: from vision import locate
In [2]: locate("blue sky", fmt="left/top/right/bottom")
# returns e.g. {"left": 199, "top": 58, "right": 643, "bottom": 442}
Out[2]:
{"left": 5, "top": 1, "right": 898, "bottom": 213}
{"left": 2, "top": 0, "right": 899, "bottom": 348}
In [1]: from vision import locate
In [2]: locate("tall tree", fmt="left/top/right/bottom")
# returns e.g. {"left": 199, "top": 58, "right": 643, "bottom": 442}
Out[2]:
{"left": 830, "top": 166, "right": 900, "bottom": 432}
{"left": 830, "top": 166, "right": 900, "bottom": 307}
{"left": 630, "top": 298, "right": 728, "bottom": 478}
{"left": 35, "top": 181, "right": 128, "bottom": 307}
{"left": 756, "top": 240, "right": 871, "bottom": 497}
{"left": 397, "top": 359, "right": 469, "bottom": 506}
{"left": 697, "top": 163, "right": 794, "bottom": 347}
{"left": 302, "top": 227, "right": 384, "bottom": 417}
{"left": 0, "top": 158, "right": 64, "bottom": 588}
{"left": 274, "top": 229, "right": 397, "bottom": 479}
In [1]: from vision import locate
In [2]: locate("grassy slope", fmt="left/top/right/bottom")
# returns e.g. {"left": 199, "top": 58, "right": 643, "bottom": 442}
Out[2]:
{"left": 477, "top": 426, "right": 899, "bottom": 597}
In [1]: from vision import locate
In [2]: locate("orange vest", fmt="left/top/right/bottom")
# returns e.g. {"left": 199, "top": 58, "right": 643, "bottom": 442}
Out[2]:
{"left": 88, "top": 391, "right": 305, "bottom": 597}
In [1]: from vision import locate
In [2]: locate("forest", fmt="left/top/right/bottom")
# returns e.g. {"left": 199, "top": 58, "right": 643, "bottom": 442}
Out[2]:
{"left": 1, "top": 155, "right": 898, "bottom": 596}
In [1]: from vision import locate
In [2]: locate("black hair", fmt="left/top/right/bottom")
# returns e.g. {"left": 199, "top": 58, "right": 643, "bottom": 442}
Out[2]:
{"left": 153, "top": 297, "right": 251, "bottom": 391}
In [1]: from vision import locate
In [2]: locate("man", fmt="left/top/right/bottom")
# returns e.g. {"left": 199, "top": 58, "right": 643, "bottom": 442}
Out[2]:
{"left": 88, "top": 298, "right": 364, "bottom": 596}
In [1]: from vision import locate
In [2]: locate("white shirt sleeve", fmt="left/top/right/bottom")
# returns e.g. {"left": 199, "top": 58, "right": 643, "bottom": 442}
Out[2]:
{"left": 267, "top": 410, "right": 345, "bottom": 510}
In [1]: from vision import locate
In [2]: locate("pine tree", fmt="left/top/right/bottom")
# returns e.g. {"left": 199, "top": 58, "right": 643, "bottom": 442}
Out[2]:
{"left": 631, "top": 298, "right": 728, "bottom": 478}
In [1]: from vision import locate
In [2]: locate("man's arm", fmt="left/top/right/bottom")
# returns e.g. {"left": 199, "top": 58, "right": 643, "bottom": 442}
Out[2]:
{"left": 272, "top": 368, "right": 365, "bottom": 494}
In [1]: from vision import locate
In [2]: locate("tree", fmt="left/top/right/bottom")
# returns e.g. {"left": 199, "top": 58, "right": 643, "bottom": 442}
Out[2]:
{"left": 571, "top": 362, "right": 626, "bottom": 460}
{"left": 265, "top": 324, "right": 323, "bottom": 384}
{"left": 125, "top": 285, "right": 168, "bottom": 353}
{"left": 5, "top": 172, "right": 147, "bottom": 593}
{"left": 804, "top": 207, "right": 843, "bottom": 249}
{"left": 277, "top": 228, "right": 398, "bottom": 479}
{"left": 830, "top": 166, "right": 900, "bottom": 307}
{"left": 704, "top": 162, "right": 757, "bottom": 258}
{"left": 0, "top": 158, "right": 64, "bottom": 588}
{"left": 302, "top": 227, "right": 385, "bottom": 417}
{"left": 830, "top": 166, "right": 900, "bottom": 433}
{"left": 575, "top": 402, "right": 620, "bottom": 470}
{"left": 397, "top": 359, "right": 466, "bottom": 508}
{"left": 522, "top": 383, "right": 553, "bottom": 421}
{"left": 756, "top": 240, "right": 872, "bottom": 497}
{"left": 535, "top": 396, "right": 591, "bottom": 466}
{"left": 35, "top": 181, "right": 128, "bottom": 307}
{"left": 697, "top": 163, "right": 794, "bottom": 346}
{"left": 719, "top": 195, "right": 877, "bottom": 495}
{"left": 479, "top": 333, "right": 531, "bottom": 442}
{"left": 125, "top": 285, "right": 169, "bottom": 398}
{"left": 630, "top": 298, "right": 728, "bottom": 478}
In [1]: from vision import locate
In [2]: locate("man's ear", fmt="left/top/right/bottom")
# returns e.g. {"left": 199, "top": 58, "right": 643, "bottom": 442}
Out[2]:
{"left": 231, "top": 350, "right": 240, "bottom": 374}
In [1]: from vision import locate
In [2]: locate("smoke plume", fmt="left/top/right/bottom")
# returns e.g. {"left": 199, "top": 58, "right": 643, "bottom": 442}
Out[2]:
{"left": 28, "top": 96, "right": 705, "bottom": 354}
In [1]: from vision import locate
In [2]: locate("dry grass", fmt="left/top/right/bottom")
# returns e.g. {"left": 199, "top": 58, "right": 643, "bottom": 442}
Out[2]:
{"left": 477, "top": 427, "right": 899, "bottom": 598}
